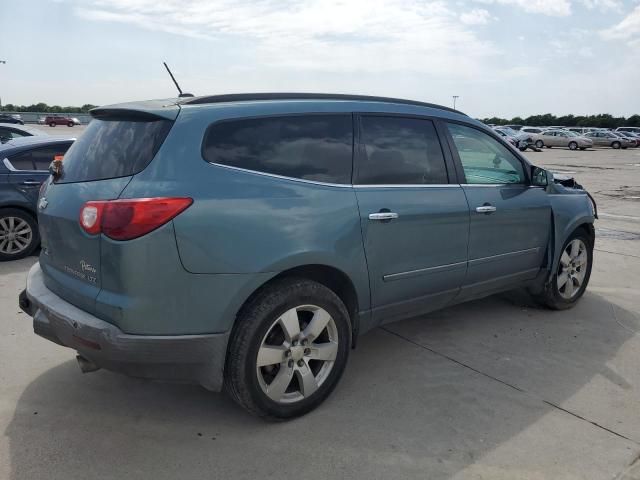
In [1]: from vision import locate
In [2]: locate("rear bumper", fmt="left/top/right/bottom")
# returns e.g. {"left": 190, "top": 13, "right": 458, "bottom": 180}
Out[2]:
{"left": 20, "top": 263, "right": 229, "bottom": 391}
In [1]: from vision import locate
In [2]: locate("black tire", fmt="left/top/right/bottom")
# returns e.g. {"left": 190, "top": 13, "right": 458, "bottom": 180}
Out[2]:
{"left": 579, "top": 147, "right": 586, "bottom": 150}
{"left": 67, "top": 122, "right": 74, "bottom": 127}
{"left": 568, "top": 141, "right": 578, "bottom": 150}
{"left": 225, "top": 278, "right": 351, "bottom": 420}
{"left": 545, "top": 145, "right": 552, "bottom": 149}
{"left": 531, "top": 229, "right": 593, "bottom": 310}
{"left": 612, "top": 141, "right": 620, "bottom": 149}
{"left": 49, "top": 122, "right": 56, "bottom": 127}
{"left": 0, "top": 208, "right": 40, "bottom": 261}
{"left": 535, "top": 140, "right": 544, "bottom": 149}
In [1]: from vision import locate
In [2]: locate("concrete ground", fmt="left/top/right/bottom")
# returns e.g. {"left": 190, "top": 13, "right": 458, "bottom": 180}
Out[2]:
{"left": 1, "top": 146, "right": 639, "bottom": 479}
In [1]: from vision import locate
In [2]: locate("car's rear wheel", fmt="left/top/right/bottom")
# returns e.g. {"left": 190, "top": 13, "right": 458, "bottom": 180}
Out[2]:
{"left": 0, "top": 209, "right": 39, "bottom": 261}
{"left": 535, "top": 140, "right": 544, "bottom": 148}
{"left": 612, "top": 141, "right": 621, "bottom": 149}
{"left": 568, "top": 141, "right": 578, "bottom": 150}
{"left": 531, "top": 229, "right": 592, "bottom": 310}
{"left": 49, "top": 122, "right": 56, "bottom": 127}
{"left": 225, "top": 278, "right": 351, "bottom": 419}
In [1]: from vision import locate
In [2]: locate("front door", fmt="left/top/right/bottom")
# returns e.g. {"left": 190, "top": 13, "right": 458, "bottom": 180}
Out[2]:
{"left": 354, "top": 115, "right": 469, "bottom": 325}
{"left": 445, "top": 122, "right": 551, "bottom": 299}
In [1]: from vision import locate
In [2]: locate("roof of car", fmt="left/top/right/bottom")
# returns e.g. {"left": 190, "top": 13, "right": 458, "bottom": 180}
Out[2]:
{"left": 0, "top": 136, "right": 75, "bottom": 153}
{"left": 179, "top": 92, "right": 464, "bottom": 115}
{"left": 0, "top": 123, "right": 47, "bottom": 135}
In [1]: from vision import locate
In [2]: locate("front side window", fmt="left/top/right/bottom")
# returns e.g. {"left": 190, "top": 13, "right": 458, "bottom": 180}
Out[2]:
{"left": 202, "top": 115, "right": 353, "bottom": 184}
{"left": 447, "top": 123, "right": 526, "bottom": 185}
{"left": 356, "top": 116, "right": 448, "bottom": 185}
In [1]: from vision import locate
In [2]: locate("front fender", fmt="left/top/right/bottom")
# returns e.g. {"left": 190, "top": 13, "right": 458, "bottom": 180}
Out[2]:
{"left": 547, "top": 192, "right": 595, "bottom": 283}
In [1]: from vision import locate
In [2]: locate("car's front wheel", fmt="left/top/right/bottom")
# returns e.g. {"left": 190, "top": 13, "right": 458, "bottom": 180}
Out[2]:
{"left": 225, "top": 278, "right": 351, "bottom": 419}
{"left": 49, "top": 122, "right": 56, "bottom": 127}
{"left": 568, "top": 141, "right": 578, "bottom": 150}
{"left": 612, "top": 141, "right": 621, "bottom": 149}
{"left": 532, "top": 229, "right": 593, "bottom": 310}
{"left": 535, "top": 140, "right": 544, "bottom": 148}
{"left": 67, "top": 122, "right": 74, "bottom": 127}
{"left": 0, "top": 209, "right": 39, "bottom": 261}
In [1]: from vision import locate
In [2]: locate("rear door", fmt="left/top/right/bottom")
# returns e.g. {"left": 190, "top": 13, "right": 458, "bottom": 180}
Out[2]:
{"left": 445, "top": 122, "right": 551, "bottom": 298}
{"left": 5, "top": 147, "right": 64, "bottom": 207}
{"left": 354, "top": 115, "right": 469, "bottom": 324}
{"left": 38, "top": 115, "right": 174, "bottom": 314}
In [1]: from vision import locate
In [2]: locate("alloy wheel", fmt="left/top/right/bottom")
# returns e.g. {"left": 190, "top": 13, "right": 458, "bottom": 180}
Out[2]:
{"left": 557, "top": 239, "right": 588, "bottom": 299}
{"left": 0, "top": 216, "right": 33, "bottom": 255}
{"left": 256, "top": 305, "right": 339, "bottom": 404}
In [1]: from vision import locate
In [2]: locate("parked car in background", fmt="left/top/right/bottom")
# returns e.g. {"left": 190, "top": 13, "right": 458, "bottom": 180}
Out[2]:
{"left": 585, "top": 130, "right": 630, "bottom": 149}
{"left": 0, "top": 136, "right": 74, "bottom": 260}
{"left": 535, "top": 129, "right": 592, "bottom": 150}
{"left": 37, "top": 116, "right": 47, "bottom": 125}
{"left": 613, "top": 131, "right": 639, "bottom": 147}
{"left": 18, "top": 93, "right": 596, "bottom": 419}
{"left": 616, "top": 127, "right": 640, "bottom": 135}
{"left": 0, "top": 114, "right": 24, "bottom": 125}
{"left": 504, "top": 124, "right": 523, "bottom": 131}
{"left": 521, "top": 127, "right": 546, "bottom": 135}
{"left": 0, "top": 123, "right": 47, "bottom": 143}
{"left": 566, "top": 127, "right": 598, "bottom": 135}
{"left": 494, "top": 126, "right": 536, "bottom": 151}
{"left": 45, "top": 115, "right": 81, "bottom": 127}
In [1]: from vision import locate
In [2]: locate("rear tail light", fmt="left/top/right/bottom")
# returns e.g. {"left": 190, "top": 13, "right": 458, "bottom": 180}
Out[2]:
{"left": 79, "top": 197, "right": 193, "bottom": 240}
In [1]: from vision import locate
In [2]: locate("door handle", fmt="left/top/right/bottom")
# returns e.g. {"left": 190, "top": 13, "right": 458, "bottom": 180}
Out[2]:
{"left": 20, "top": 181, "right": 42, "bottom": 186}
{"left": 369, "top": 212, "right": 399, "bottom": 221}
{"left": 475, "top": 205, "right": 497, "bottom": 214}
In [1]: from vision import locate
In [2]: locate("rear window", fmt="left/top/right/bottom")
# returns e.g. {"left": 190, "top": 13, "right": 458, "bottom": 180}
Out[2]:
{"left": 56, "top": 118, "right": 173, "bottom": 183}
{"left": 202, "top": 115, "right": 353, "bottom": 184}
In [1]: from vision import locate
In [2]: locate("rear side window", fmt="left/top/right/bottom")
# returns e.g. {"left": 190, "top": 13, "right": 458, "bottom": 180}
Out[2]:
{"left": 57, "top": 118, "right": 173, "bottom": 183}
{"left": 32, "top": 145, "right": 72, "bottom": 170}
{"left": 7, "top": 151, "right": 34, "bottom": 170}
{"left": 356, "top": 116, "right": 448, "bottom": 185}
{"left": 202, "top": 115, "right": 353, "bottom": 184}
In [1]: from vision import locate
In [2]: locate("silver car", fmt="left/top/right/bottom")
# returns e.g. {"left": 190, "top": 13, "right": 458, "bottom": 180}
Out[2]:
{"left": 535, "top": 129, "right": 592, "bottom": 150}
{"left": 585, "top": 131, "right": 630, "bottom": 149}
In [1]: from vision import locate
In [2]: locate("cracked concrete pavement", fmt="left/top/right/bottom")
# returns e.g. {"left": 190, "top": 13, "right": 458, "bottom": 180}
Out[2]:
{"left": 1, "top": 146, "right": 639, "bottom": 479}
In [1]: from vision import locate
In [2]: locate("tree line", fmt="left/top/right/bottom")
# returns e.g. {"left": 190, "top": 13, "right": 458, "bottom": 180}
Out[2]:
{"left": 480, "top": 113, "right": 640, "bottom": 128}
{"left": 0, "top": 103, "right": 97, "bottom": 113}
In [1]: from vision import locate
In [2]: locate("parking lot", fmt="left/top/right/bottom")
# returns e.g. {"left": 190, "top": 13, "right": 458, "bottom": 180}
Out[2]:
{"left": 1, "top": 145, "right": 639, "bottom": 479}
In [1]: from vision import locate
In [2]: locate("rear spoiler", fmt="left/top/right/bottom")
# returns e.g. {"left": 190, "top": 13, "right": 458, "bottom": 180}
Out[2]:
{"left": 90, "top": 99, "right": 180, "bottom": 121}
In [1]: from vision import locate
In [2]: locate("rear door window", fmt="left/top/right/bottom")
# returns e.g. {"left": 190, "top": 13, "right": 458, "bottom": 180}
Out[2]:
{"left": 202, "top": 115, "right": 353, "bottom": 184}
{"left": 356, "top": 116, "right": 448, "bottom": 185}
{"left": 57, "top": 118, "right": 173, "bottom": 183}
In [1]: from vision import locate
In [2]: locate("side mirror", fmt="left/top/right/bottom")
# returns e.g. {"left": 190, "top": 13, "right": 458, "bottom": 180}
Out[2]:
{"left": 531, "top": 166, "right": 548, "bottom": 187}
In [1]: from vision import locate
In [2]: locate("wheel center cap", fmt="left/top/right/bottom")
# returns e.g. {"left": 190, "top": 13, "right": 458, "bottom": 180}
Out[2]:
{"left": 290, "top": 345, "right": 304, "bottom": 362}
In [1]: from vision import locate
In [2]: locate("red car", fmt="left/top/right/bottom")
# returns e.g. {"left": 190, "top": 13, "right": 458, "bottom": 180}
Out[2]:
{"left": 45, "top": 115, "right": 80, "bottom": 127}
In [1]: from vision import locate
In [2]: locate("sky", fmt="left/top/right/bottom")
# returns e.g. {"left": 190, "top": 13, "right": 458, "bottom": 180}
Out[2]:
{"left": 1, "top": 0, "right": 639, "bottom": 118}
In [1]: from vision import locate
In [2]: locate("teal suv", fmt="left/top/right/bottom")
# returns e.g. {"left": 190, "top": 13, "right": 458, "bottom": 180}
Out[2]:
{"left": 20, "top": 94, "right": 596, "bottom": 419}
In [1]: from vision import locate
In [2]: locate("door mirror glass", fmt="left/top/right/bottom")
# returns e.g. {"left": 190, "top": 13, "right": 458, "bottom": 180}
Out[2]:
{"left": 531, "top": 166, "right": 548, "bottom": 187}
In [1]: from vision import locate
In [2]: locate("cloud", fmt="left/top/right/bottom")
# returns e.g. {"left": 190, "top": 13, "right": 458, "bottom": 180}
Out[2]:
{"left": 73, "top": 0, "right": 500, "bottom": 77}
{"left": 460, "top": 8, "right": 493, "bottom": 25}
{"left": 580, "top": 0, "right": 623, "bottom": 11}
{"left": 600, "top": 4, "right": 640, "bottom": 41}
{"left": 472, "top": 0, "right": 572, "bottom": 16}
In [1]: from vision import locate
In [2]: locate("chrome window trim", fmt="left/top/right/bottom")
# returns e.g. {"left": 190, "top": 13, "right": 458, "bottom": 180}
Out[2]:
{"left": 2, "top": 157, "right": 18, "bottom": 171}
{"left": 206, "top": 161, "right": 353, "bottom": 188}
{"left": 460, "top": 183, "right": 532, "bottom": 187}
{"left": 354, "top": 184, "right": 459, "bottom": 189}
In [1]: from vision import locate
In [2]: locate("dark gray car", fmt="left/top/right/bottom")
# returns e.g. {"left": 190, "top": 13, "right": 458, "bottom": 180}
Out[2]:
{"left": 0, "top": 137, "right": 74, "bottom": 260}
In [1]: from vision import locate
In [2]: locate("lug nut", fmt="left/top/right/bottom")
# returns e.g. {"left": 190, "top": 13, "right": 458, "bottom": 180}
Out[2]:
{"left": 285, "top": 350, "right": 291, "bottom": 357}
{"left": 297, "top": 360, "right": 305, "bottom": 367}
{"left": 304, "top": 348, "right": 310, "bottom": 355}
{"left": 302, "top": 339, "right": 309, "bottom": 346}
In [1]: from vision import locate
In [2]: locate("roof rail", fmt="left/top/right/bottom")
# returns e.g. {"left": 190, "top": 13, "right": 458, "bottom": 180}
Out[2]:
{"left": 179, "top": 92, "right": 463, "bottom": 115}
